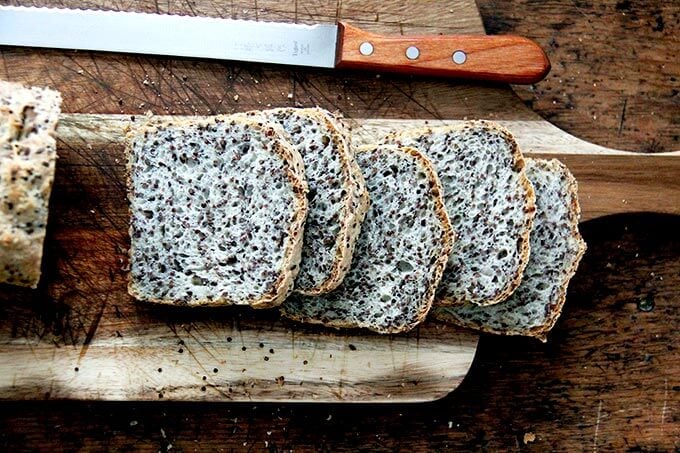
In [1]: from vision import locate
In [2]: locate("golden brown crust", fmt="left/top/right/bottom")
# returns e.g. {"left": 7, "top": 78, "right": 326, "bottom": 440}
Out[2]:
{"left": 125, "top": 114, "right": 308, "bottom": 308}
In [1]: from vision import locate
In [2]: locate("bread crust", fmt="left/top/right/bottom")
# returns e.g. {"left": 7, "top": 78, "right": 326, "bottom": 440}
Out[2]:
{"left": 385, "top": 120, "right": 536, "bottom": 307}
{"left": 0, "top": 81, "right": 61, "bottom": 289}
{"left": 521, "top": 158, "right": 586, "bottom": 341}
{"left": 240, "top": 107, "right": 370, "bottom": 296}
{"left": 282, "top": 145, "right": 454, "bottom": 334}
{"left": 432, "top": 158, "right": 586, "bottom": 341}
{"left": 299, "top": 108, "right": 370, "bottom": 296}
{"left": 126, "top": 115, "right": 308, "bottom": 308}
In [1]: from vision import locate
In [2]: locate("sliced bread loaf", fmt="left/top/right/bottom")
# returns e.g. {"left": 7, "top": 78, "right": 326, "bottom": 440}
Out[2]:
{"left": 432, "top": 158, "right": 586, "bottom": 341}
{"left": 383, "top": 121, "right": 536, "bottom": 306}
{"left": 0, "top": 80, "right": 62, "bottom": 288}
{"left": 127, "top": 115, "right": 308, "bottom": 308}
{"left": 281, "top": 144, "right": 454, "bottom": 334}
{"left": 242, "top": 107, "right": 370, "bottom": 295}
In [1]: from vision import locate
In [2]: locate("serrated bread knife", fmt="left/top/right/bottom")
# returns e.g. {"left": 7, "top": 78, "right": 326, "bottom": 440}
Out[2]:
{"left": 0, "top": 5, "right": 550, "bottom": 84}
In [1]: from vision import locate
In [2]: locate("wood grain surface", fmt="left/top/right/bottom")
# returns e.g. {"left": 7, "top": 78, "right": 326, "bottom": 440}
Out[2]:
{"left": 1, "top": 0, "right": 679, "bottom": 451}
{"left": 57, "top": 113, "right": 680, "bottom": 224}
{"left": 477, "top": 0, "right": 679, "bottom": 153}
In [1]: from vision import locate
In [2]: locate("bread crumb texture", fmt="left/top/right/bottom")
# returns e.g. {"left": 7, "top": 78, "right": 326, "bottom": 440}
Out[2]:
{"left": 432, "top": 158, "right": 586, "bottom": 341}
{"left": 0, "top": 80, "right": 61, "bottom": 288}
{"left": 127, "top": 116, "right": 307, "bottom": 307}
{"left": 281, "top": 144, "right": 453, "bottom": 334}
{"left": 384, "top": 121, "right": 535, "bottom": 306}
{"left": 242, "top": 108, "right": 369, "bottom": 295}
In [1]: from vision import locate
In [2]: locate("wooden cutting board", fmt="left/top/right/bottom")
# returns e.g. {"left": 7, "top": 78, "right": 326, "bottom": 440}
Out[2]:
{"left": 0, "top": 0, "right": 678, "bottom": 403}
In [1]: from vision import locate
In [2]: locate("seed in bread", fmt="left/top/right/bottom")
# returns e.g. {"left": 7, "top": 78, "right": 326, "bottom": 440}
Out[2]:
{"left": 432, "top": 158, "right": 586, "bottom": 341}
{"left": 383, "top": 121, "right": 536, "bottom": 306}
{"left": 0, "top": 80, "right": 61, "bottom": 288}
{"left": 127, "top": 115, "right": 308, "bottom": 308}
{"left": 242, "top": 107, "right": 370, "bottom": 296}
{"left": 281, "top": 144, "right": 454, "bottom": 334}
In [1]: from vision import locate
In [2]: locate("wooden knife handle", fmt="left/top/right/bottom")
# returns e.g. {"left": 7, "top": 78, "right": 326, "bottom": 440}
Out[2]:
{"left": 336, "top": 22, "right": 550, "bottom": 84}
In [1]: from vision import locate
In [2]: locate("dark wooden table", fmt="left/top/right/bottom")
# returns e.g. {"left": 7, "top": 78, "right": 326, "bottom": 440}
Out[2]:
{"left": 1, "top": 1, "right": 678, "bottom": 451}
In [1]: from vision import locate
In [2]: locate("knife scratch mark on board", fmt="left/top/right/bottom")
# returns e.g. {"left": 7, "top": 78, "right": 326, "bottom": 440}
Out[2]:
{"left": 65, "top": 57, "right": 148, "bottom": 108}
{"left": 293, "top": 74, "right": 344, "bottom": 116}
{"left": 131, "top": 58, "right": 162, "bottom": 108}
{"left": 56, "top": 139, "right": 128, "bottom": 227}
{"left": 178, "top": 70, "right": 222, "bottom": 114}
{"left": 291, "top": 77, "right": 297, "bottom": 105}
{"left": 182, "top": 323, "right": 223, "bottom": 365}
{"left": 90, "top": 57, "right": 116, "bottom": 98}
{"left": 592, "top": 399, "right": 603, "bottom": 453}
{"left": 70, "top": 55, "right": 114, "bottom": 99}
{"left": 185, "top": 0, "right": 197, "bottom": 17}
{"left": 387, "top": 80, "right": 443, "bottom": 120}
{"left": 1, "top": 51, "right": 9, "bottom": 78}
{"left": 218, "top": 65, "right": 247, "bottom": 109}
{"left": 78, "top": 294, "right": 108, "bottom": 362}
{"left": 163, "top": 64, "right": 200, "bottom": 112}
{"left": 154, "top": 62, "right": 178, "bottom": 102}
{"left": 234, "top": 317, "right": 246, "bottom": 351}
{"left": 617, "top": 97, "right": 627, "bottom": 137}
{"left": 43, "top": 59, "right": 68, "bottom": 97}
{"left": 661, "top": 378, "right": 668, "bottom": 424}
{"left": 48, "top": 245, "right": 108, "bottom": 347}
{"left": 176, "top": 339, "right": 213, "bottom": 378}
{"left": 59, "top": 135, "right": 126, "bottom": 196}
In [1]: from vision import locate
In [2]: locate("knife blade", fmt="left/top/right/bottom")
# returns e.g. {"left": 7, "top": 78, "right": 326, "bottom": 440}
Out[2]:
{"left": 0, "top": 6, "right": 550, "bottom": 84}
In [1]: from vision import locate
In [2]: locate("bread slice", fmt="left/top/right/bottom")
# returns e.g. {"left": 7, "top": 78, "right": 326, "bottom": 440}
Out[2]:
{"left": 241, "top": 107, "right": 370, "bottom": 295}
{"left": 432, "top": 158, "right": 587, "bottom": 342}
{"left": 0, "top": 80, "right": 62, "bottom": 288}
{"left": 127, "top": 115, "right": 308, "bottom": 308}
{"left": 281, "top": 144, "right": 454, "bottom": 334}
{"left": 383, "top": 121, "right": 536, "bottom": 306}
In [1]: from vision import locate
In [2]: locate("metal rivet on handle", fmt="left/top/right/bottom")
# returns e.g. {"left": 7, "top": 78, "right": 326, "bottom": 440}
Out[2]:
{"left": 359, "top": 42, "right": 374, "bottom": 56}
{"left": 405, "top": 46, "right": 420, "bottom": 60}
{"left": 452, "top": 50, "right": 467, "bottom": 64}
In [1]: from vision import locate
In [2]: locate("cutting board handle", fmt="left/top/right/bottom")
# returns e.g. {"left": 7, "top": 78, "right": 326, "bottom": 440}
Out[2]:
{"left": 335, "top": 22, "right": 551, "bottom": 84}
{"left": 57, "top": 115, "right": 680, "bottom": 223}
{"left": 347, "top": 118, "right": 680, "bottom": 222}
